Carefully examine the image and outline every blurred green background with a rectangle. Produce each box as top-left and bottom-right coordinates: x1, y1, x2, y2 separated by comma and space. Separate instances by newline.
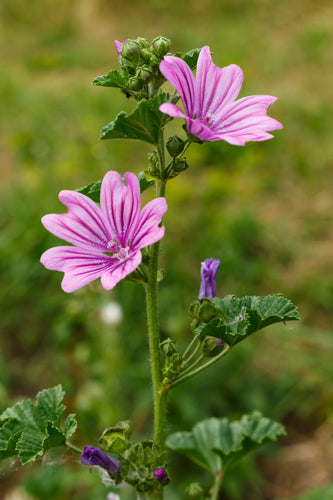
0, 0, 332, 499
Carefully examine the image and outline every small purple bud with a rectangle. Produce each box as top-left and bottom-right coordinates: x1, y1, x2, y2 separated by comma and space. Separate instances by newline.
154, 468, 168, 483
199, 258, 220, 299
81, 446, 120, 474
215, 338, 224, 345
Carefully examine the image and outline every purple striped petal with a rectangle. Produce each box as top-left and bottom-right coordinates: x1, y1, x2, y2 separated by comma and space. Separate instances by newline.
186, 117, 219, 141
100, 171, 141, 247
131, 198, 167, 250
41, 246, 114, 293
42, 191, 109, 251
196, 47, 243, 118
101, 251, 142, 290
159, 56, 197, 117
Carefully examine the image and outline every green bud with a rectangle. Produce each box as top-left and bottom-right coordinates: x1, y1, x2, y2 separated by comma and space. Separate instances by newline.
149, 54, 160, 69
151, 36, 171, 58
141, 48, 153, 63
189, 298, 217, 322
147, 151, 160, 178
121, 40, 140, 61
99, 427, 130, 453
172, 158, 189, 175
136, 37, 149, 49
116, 419, 133, 439
201, 336, 224, 356
137, 65, 153, 83
185, 482, 204, 498
160, 338, 177, 356
166, 135, 185, 157
128, 76, 143, 91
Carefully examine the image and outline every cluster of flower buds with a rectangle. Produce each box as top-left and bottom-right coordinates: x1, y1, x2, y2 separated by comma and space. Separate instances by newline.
118, 36, 171, 98
160, 338, 183, 380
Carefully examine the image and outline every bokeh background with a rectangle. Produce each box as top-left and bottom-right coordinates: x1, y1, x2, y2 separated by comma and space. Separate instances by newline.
1, 0, 333, 499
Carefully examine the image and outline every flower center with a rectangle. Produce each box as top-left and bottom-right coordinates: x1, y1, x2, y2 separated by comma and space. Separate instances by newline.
201, 112, 215, 127
106, 239, 130, 261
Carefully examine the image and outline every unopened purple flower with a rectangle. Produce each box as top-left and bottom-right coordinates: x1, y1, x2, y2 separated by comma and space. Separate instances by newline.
215, 338, 224, 345
159, 46, 282, 145
199, 258, 220, 299
81, 446, 120, 474
115, 39, 128, 58
154, 468, 168, 483
41, 171, 167, 293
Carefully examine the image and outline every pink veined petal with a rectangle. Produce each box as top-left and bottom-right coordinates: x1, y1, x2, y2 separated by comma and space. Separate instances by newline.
215, 131, 275, 146
40, 246, 115, 293
41, 191, 109, 251
213, 95, 282, 132
159, 102, 187, 120
100, 171, 141, 247
196, 47, 243, 119
186, 117, 219, 142
100, 251, 142, 290
131, 197, 167, 250
159, 56, 197, 117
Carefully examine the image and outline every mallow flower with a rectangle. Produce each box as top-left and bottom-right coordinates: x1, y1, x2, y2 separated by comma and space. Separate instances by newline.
115, 39, 128, 58
40, 171, 167, 293
199, 258, 220, 299
159, 46, 282, 145
81, 446, 120, 474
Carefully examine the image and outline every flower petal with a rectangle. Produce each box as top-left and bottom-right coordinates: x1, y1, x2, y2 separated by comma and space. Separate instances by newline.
159, 56, 196, 117
186, 117, 219, 142
41, 246, 114, 293
131, 198, 167, 250
159, 102, 187, 120
213, 95, 282, 132
196, 47, 243, 119
100, 251, 142, 290
41, 191, 109, 251
100, 171, 141, 247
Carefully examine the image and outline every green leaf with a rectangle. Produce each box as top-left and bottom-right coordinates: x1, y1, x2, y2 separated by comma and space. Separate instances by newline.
76, 171, 154, 204
167, 412, 285, 475
197, 294, 299, 346
99, 93, 171, 144
0, 385, 77, 464
92, 69, 129, 91
76, 181, 102, 202
174, 48, 202, 70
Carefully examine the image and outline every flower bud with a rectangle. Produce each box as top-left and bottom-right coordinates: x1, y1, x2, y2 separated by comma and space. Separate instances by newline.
151, 36, 171, 58
136, 37, 149, 49
171, 158, 189, 176
160, 338, 177, 356
147, 151, 161, 178
199, 258, 220, 299
201, 336, 224, 356
81, 446, 120, 474
154, 467, 168, 484
188, 298, 217, 323
99, 423, 131, 453
137, 65, 153, 83
121, 40, 140, 61
128, 76, 143, 91
185, 482, 204, 498
166, 136, 185, 157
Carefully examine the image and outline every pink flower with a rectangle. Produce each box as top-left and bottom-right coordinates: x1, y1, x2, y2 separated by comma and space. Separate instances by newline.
40, 171, 167, 293
159, 46, 282, 145
115, 39, 128, 58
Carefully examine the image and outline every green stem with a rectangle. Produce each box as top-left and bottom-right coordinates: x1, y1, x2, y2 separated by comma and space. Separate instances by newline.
180, 354, 204, 377
211, 471, 223, 500
170, 345, 230, 389
182, 334, 200, 360
65, 441, 83, 455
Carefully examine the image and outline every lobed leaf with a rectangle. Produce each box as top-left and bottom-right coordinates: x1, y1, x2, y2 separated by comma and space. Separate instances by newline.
197, 294, 299, 346
167, 412, 285, 475
92, 69, 129, 91
0, 385, 77, 464
99, 93, 171, 144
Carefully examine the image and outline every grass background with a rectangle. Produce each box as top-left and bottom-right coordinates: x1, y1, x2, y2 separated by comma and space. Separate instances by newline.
0, 0, 332, 499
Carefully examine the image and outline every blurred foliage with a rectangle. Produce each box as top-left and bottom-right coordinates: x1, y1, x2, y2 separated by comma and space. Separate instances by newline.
0, 0, 333, 499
